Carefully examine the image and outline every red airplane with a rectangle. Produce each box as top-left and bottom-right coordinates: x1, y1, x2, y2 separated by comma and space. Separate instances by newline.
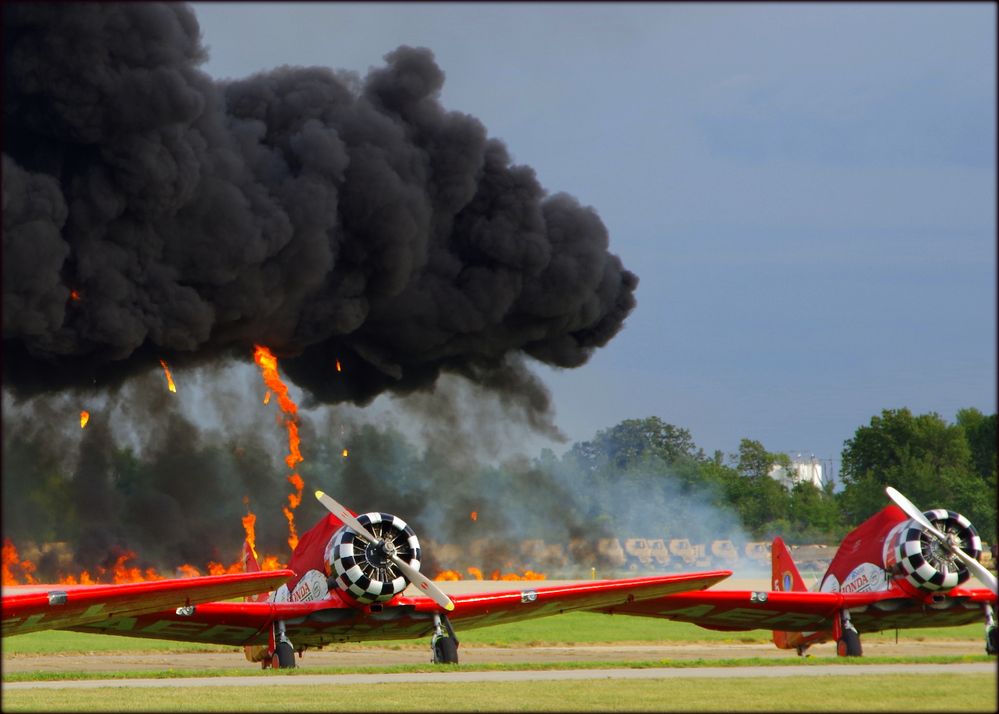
63, 490, 733, 667
593, 487, 998, 656
1, 570, 293, 637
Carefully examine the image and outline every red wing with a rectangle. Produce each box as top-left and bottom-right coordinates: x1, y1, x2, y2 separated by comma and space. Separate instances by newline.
595, 586, 997, 633
595, 589, 842, 632
2, 570, 293, 636
67, 571, 732, 648
440, 571, 733, 629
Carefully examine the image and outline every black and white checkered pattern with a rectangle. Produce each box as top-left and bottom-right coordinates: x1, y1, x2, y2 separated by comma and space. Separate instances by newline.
894, 509, 981, 592
325, 512, 422, 604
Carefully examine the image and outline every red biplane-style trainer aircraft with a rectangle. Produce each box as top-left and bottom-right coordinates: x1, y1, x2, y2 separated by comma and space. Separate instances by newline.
60, 490, 732, 667
2, 570, 294, 637
592, 488, 998, 656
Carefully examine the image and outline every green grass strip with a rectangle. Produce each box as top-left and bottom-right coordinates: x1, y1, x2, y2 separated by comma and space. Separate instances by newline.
2, 673, 995, 712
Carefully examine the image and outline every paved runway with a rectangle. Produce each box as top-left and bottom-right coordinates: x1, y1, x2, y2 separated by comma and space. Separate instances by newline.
4, 662, 995, 690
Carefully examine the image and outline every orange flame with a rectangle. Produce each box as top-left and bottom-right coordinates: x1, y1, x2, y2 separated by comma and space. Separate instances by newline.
69, 289, 81, 301
470, 511, 478, 522
3, 540, 38, 586
253, 346, 298, 416
336, 360, 342, 372
159, 359, 177, 393
492, 569, 547, 581
242, 508, 257, 560
433, 566, 546, 582
80, 411, 90, 429
2, 538, 288, 586
284, 422, 303, 471
342, 448, 349, 458
260, 555, 284, 571
253, 345, 305, 551
263, 391, 271, 405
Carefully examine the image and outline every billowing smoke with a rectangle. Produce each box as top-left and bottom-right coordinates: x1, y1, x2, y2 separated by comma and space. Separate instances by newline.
3, 2, 637, 425
2, 2, 648, 578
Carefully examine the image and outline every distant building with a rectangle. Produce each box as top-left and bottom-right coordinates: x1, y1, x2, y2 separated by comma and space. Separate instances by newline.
768, 455, 824, 490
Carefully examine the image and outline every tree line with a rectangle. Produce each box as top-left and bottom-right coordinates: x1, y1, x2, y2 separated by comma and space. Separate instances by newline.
552, 408, 995, 545
2, 405, 994, 578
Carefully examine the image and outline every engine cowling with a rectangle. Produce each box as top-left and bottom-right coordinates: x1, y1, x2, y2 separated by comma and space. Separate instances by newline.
885, 509, 981, 592
324, 512, 421, 604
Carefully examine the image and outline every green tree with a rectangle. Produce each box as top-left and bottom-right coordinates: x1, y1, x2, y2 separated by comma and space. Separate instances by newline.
956, 408, 997, 482
566, 417, 701, 473
726, 439, 792, 538
839, 408, 994, 541
786, 482, 844, 541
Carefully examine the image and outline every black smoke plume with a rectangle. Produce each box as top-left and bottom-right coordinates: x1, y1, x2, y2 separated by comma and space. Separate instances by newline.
3, 3, 638, 419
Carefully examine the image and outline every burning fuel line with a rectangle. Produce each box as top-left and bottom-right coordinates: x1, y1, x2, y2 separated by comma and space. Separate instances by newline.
253, 345, 306, 551
159, 360, 177, 393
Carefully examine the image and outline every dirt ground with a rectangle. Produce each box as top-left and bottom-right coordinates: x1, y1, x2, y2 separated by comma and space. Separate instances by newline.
3, 640, 988, 674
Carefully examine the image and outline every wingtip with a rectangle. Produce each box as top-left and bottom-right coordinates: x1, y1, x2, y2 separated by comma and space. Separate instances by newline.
315, 490, 325, 499
445, 602, 455, 612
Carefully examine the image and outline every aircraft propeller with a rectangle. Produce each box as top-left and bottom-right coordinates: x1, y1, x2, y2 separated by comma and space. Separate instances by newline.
885, 486, 997, 595
315, 491, 455, 611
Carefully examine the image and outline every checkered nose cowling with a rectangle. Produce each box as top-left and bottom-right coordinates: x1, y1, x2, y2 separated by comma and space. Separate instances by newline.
894, 510, 981, 592
325, 512, 422, 604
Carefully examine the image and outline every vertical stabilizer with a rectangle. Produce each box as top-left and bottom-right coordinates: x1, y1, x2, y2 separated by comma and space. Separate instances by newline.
241, 540, 261, 573
771, 536, 806, 649
240, 541, 270, 603
771, 537, 807, 592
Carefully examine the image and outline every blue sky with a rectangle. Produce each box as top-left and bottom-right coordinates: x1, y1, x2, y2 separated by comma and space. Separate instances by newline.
190, 3, 996, 482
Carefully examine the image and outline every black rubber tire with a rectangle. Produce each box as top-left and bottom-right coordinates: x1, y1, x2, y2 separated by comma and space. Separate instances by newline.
275, 640, 296, 669
433, 636, 458, 664
836, 629, 862, 657
987, 627, 997, 656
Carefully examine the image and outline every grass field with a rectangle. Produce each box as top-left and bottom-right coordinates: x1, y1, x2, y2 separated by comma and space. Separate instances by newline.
3, 674, 996, 712
3, 612, 994, 712
1, 613, 984, 656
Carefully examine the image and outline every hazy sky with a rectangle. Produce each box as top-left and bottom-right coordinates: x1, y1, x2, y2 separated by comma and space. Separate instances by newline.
190, 2, 996, 482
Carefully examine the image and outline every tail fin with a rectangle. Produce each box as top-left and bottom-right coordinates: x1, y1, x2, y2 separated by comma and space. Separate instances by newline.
771, 536, 807, 650
241, 540, 261, 573
771, 536, 806, 593
240, 541, 270, 603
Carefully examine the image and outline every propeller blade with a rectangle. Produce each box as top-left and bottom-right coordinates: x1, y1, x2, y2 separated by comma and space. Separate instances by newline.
952, 545, 999, 594
315, 490, 379, 544
390, 554, 455, 611
314, 491, 455, 608
885, 487, 997, 594
885, 487, 947, 539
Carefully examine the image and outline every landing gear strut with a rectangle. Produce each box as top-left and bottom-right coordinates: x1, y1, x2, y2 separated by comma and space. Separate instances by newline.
985, 605, 996, 656
431, 612, 459, 664
265, 620, 296, 669
835, 610, 862, 657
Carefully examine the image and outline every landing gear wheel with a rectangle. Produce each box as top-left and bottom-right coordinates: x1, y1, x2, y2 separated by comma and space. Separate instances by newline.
273, 640, 296, 669
432, 636, 458, 664
987, 627, 997, 656
836, 629, 862, 657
